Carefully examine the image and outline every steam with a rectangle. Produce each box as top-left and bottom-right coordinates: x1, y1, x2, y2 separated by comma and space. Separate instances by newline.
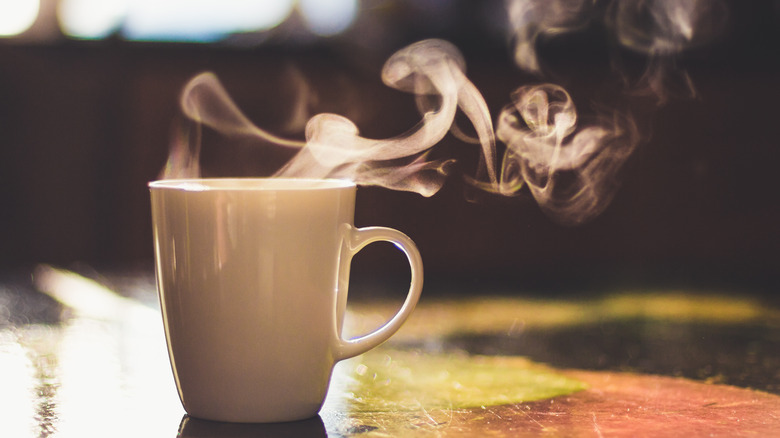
155, 1, 737, 227
162, 71, 304, 179
608, 0, 728, 55
507, 0, 596, 73
162, 39, 497, 197
495, 84, 638, 225
607, 0, 728, 101
507, 0, 728, 101
162, 37, 644, 225
494, 0, 730, 223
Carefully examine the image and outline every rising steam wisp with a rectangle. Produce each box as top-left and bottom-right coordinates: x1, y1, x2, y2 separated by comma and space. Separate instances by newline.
162, 39, 498, 198
162, 38, 642, 225
495, 84, 639, 225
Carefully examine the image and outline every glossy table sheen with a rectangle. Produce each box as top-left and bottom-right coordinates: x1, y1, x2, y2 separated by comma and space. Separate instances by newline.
1, 266, 778, 437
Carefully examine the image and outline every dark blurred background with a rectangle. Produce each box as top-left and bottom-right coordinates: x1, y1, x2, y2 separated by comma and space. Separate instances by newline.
0, 0, 777, 296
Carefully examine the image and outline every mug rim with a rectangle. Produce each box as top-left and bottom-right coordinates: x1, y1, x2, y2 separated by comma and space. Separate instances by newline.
149, 177, 356, 191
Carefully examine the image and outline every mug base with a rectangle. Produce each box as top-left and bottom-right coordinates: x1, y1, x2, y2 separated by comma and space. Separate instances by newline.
178, 414, 327, 436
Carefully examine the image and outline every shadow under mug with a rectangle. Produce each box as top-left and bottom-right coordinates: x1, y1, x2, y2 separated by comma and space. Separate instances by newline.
150, 178, 423, 423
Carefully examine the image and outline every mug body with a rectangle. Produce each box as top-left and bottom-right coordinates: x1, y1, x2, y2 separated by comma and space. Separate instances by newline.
150, 178, 356, 423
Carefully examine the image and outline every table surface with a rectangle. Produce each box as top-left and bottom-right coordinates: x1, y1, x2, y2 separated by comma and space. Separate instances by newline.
1, 265, 778, 437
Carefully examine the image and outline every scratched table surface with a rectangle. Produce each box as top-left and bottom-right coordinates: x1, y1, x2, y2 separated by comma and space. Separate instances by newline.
1, 265, 779, 437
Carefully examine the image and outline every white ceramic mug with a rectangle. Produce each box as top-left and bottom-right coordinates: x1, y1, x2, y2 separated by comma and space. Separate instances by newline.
149, 178, 423, 423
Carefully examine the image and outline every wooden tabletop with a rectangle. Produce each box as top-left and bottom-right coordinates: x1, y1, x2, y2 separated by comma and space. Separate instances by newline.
1, 265, 778, 437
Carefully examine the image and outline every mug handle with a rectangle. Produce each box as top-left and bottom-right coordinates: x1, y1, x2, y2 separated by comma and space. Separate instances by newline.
334, 225, 423, 361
